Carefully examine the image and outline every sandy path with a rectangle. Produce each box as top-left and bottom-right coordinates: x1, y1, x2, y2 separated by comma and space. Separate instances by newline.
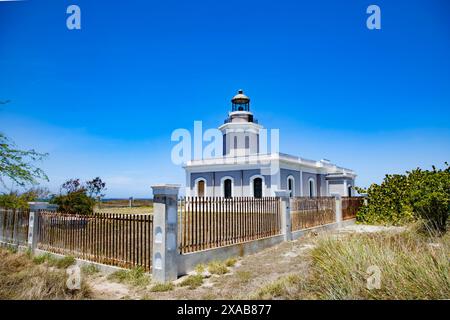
87, 224, 399, 300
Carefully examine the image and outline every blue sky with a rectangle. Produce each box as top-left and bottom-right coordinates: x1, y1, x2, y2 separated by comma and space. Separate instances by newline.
1, 0, 449, 197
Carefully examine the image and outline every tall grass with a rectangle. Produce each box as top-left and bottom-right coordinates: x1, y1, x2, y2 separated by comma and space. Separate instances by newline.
0, 248, 90, 300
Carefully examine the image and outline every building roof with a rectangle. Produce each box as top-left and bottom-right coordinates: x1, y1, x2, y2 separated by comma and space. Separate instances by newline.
231, 89, 250, 102
184, 152, 356, 178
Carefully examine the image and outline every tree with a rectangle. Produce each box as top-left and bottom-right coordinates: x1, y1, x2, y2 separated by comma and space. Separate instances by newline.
0, 187, 49, 209
61, 178, 82, 194
50, 189, 96, 215
50, 177, 107, 215
86, 177, 106, 199
0, 133, 48, 187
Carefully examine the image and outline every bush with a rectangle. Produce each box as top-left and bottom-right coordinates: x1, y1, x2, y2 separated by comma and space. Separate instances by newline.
50, 189, 96, 215
409, 167, 450, 233
0, 190, 37, 209
357, 164, 450, 232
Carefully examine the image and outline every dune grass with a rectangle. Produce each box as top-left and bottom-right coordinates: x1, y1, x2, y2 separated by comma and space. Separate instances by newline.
252, 227, 450, 300
0, 248, 90, 300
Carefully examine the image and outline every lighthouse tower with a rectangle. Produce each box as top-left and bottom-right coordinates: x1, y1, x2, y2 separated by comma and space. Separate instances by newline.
219, 89, 263, 156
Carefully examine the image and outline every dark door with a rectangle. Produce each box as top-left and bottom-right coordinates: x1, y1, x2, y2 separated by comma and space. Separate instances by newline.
253, 178, 262, 198
224, 179, 232, 198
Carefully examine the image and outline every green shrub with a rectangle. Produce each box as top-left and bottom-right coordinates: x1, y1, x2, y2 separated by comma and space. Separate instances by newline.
356, 164, 450, 232
0, 191, 35, 210
50, 189, 95, 215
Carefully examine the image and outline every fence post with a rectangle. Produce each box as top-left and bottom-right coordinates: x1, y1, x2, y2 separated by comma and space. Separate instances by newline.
334, 195, 343, 227
27, 202, 57, 252
28, 204, 41, 251
275, 190, 292, 241
151, 184, 180, 282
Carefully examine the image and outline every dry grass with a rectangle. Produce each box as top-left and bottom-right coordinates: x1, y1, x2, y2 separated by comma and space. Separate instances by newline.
207, 261, 229, 275
0, 247, 91, 300
235, 270, 253, 283
150, 282, 174, 292
94, 206, 153, 214
252, 227, 450, 300
224, 257, 238, 267
108, 266, 150, 287
33, 253, 76, 269
179, 274, 204, 289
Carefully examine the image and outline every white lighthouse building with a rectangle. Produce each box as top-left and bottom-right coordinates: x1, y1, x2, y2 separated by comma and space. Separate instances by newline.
184, 90, 356, 198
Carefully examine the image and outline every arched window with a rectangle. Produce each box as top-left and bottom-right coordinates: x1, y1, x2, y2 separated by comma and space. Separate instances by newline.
287, 176, 295, 198
224, 179, 232, 198
197, 180, 205, 197
348, 185, 352, 197
234, 136, 238, 149
309, 179, 315, 198
253, 178, 262, 198
245, 136, 249, 149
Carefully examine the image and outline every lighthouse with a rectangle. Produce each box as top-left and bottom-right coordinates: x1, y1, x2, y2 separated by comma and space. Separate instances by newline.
219, 89, 262, 157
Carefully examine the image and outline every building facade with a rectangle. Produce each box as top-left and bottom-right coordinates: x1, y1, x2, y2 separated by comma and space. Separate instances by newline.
184, 90, 356, 198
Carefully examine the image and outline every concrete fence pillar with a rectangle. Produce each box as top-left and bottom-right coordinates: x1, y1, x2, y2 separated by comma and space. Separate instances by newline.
334, 195, 343, 227
151, 184, 180, 282
275, 190, 292, 241
27, 202, 57, 251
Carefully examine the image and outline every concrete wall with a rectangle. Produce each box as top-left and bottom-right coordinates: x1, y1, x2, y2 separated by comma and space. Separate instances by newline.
178, 235, 284, 275
327, 178, 355, 196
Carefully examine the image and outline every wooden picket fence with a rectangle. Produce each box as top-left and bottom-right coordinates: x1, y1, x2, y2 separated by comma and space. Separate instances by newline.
342, 197, 363, 220
0, 208, 30, 246
37, 212, 153, 271
179, 197, 282, 253
290, 197, 336, 231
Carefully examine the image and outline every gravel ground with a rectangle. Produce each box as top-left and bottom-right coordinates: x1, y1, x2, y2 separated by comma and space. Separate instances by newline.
87, 224, 399, 300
